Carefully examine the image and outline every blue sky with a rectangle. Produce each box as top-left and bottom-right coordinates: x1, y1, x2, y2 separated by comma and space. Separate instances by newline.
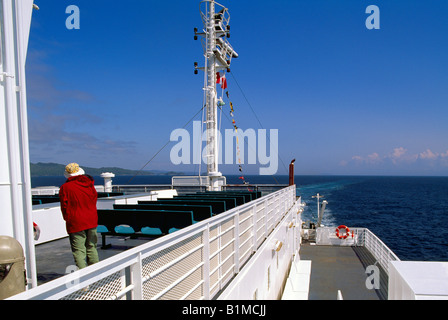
26, 0, 448, 176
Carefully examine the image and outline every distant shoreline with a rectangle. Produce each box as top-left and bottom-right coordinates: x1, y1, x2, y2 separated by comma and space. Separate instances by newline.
30, 162, 186, 177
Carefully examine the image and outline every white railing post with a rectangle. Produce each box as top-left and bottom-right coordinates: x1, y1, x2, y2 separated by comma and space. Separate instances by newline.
218, 222, 222, 291
130, 253, 143, 300
264, 199, 268, 238
234, 211, 240, 274
252, 206, 257, 253
203, 225, 211, 299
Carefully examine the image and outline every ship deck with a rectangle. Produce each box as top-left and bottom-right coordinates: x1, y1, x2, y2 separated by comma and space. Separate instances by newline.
37, 238, 388, 300
35, 236, 150, 285
299, 243, 387, 300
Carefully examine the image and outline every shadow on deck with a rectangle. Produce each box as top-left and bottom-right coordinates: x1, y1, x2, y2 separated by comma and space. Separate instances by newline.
35, 236, 151, 286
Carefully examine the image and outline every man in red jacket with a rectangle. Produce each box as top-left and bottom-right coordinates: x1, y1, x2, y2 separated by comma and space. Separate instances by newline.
59, 163, 99, 269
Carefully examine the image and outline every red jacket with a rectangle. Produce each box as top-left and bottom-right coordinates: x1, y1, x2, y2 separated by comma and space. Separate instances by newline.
59, 175, 98, 234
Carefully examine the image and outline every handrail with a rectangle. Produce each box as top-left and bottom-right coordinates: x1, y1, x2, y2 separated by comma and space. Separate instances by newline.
10, 186, 296, 300
361, 228, 401, 272
317, 227, 400, 276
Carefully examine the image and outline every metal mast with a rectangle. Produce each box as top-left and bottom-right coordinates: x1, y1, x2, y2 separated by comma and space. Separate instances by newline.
312, 193, 328, 228
205, 0, 219, 189
195, 0, 238, 191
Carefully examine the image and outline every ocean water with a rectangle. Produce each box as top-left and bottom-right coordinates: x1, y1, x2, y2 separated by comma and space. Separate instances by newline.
32, 175, 448, 262
295, 176, 448, 262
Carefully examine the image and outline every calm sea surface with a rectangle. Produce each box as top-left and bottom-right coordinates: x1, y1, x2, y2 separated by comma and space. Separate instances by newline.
32, 175, 448, 261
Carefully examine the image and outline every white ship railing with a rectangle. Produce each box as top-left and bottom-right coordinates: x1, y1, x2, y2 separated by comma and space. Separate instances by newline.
353, 228, 401, 273
112, 184, 288, 195
316, 227, 400, 275
10, 186, 296, 300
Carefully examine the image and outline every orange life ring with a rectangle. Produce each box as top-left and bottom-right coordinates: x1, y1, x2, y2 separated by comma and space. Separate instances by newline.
335, 225, 350, 239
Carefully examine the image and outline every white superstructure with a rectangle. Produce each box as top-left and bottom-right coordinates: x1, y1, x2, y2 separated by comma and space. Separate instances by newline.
0, 0, 37, 288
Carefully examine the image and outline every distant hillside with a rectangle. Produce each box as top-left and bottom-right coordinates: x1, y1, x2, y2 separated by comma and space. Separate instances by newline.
30, 162, 184, 177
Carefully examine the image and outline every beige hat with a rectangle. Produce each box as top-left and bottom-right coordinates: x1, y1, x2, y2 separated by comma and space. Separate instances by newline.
64, 163, 85, 179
